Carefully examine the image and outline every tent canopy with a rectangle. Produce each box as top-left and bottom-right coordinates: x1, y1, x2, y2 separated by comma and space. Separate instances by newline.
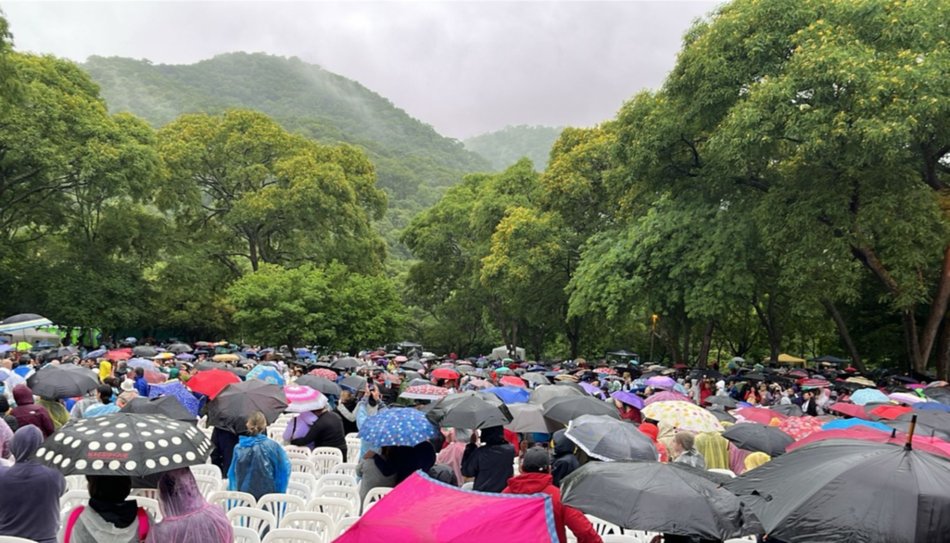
491, 345, 525, 361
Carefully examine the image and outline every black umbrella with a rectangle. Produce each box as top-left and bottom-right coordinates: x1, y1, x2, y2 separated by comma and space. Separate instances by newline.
195, 361, 227, 371
401, 361, 424, 371
35, 413, 210, 476
166, 343, 193, 354
726, 440, 950, 543
132, 346, 159, 358
222, 366, 249, 378
770, 403, 804, 417
689, 368, 724, 379
339, 375, 367, 392
27, 364, 98, 399
887, 411, 950, 440
529, 384, 586, 405
923, 387, 950, 405
722, 423, 794, 456
705, 396, 738, 408
0, 313, 53, 333
564, 414, 656, 461
331, 357, 360, 370
706, 405, 737, 423
542, 396, 620, 426
562, 461, 750, 539
207, 380, 288, 434
295, 375, 341, 396
520, 372, 549, 387
121, 396, 197, 422
426, 392, 512, 429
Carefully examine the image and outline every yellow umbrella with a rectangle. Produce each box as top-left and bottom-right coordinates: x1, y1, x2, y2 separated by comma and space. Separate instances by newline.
846, 376, 876, 387
14, 341, 31, 351
212, 353, 240, 362
153, 352, 174, 360
777, 353, 806, 364
642, 400, 724, 433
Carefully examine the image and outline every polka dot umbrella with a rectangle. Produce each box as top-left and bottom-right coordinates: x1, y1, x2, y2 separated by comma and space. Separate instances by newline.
359, 407, 440, 447
35, 413, 211, 476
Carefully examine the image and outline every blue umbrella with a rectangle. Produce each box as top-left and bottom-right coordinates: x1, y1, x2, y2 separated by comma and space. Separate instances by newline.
359, 407, 439, 447
86, 348, 107, 359
247, 364, 285, 386
0, 345, 13, 354
851, 388, 890, 406
12, 365, 34, 379
914, 402, 950, 413
821, 418, 892, 433
484, 386, 531, 404
126, 358, 158, 371
148, 380, 201, 417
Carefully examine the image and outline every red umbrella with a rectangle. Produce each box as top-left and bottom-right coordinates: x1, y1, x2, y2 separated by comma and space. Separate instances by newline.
735, 407, 787, 425
309, 368, 338, 380
143, 370, 167, 385
829, 402, 869, 419
787, 428, 950, 458
431, 368, 460, 380
798, 378, 830, 388
788, 369, 809, 378
186, 369, 240, 399
778, 416, 824, 440
106, 349, 132, 361
499, 375, 527, 388
869, 404, 913, 420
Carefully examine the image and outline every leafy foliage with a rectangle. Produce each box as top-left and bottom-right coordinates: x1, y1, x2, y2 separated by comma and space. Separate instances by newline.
464, 125, 563, 171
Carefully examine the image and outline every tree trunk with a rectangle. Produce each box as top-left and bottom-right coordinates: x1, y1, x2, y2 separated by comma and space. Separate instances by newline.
697, 319, 715, 368
821, 298, 865, 372
566, 316, 581, 360
918, 245, 950, 365
936, 316, 950, 380
248, 237, 259, 272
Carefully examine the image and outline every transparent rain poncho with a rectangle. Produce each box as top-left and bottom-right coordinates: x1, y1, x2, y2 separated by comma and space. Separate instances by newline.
146, 468, 233, 543
227, 434, 291, 500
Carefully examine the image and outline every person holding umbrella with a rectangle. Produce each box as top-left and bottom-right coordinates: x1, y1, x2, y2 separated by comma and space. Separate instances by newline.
461, 425, 515, 492
502, 448, 602, 543
289, 394, 347, 457
0, 425, 66, 543
551, 429, 580, 487
227, 411, 291, 500
60, 475, 154, 543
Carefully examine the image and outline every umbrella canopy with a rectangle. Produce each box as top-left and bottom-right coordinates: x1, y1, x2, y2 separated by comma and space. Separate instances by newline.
121, 396, 197, 421
147, 381, 201, 417
722, 423, 794, 456
644, 390, 692, 405
35, 413, 210, 476
431, 368, 460, 381
132, 346, 159, 358
565, 415, 657, 461
915, 402, 950, 413
851, 388, 890, 406
845, 376, 877, 387
401, 384, 450, 401
922, 387, 950, 404
483, 386, 530, 404
211, 353, 239, 363
335, 471, 558, 542
499, 375, 527, 388
707, 406, 737, 423
106, 349, 132, 362
734, 407, 787, 425
521, 372, 549, 387
294, 375, 341, 396
166, 343, 192, 354
786, 428, 950, 458
185, 369, 240, 400
359, 407, 439, 447
339, 374, 367, 392
641, 401, 724, 433
0, 313, 53, 333
869, 404, 913, 420
126, 358, 158, 371
821, 418, 892, 433
26, 364, 98, 399
611, 390, 644, 410
529, 384, 586, 405
726, 440, 950, 543
777, 416, 824, 440
889, 392, 927, 405
578, 382, 604, 398
401, 361, 424, 371
562, 462, 749, 539
331, 357, 360, 371
426, 392, 512, 429
505, 403, 560, 434
769, 403, 803, 417
645, 376, 676, 390
283, 385, 327, 413
543, 396, 620, 426
207, 380, 288, 433
704, 395, 738, 409
829, 401, 871, 419
892, 411, 950, 439
247, 364, 285, 386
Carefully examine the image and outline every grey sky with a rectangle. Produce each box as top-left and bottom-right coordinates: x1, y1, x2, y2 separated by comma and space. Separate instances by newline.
2, 1, 717, 139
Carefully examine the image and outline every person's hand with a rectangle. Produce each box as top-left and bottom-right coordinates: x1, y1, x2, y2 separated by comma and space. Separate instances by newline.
470, 431, 479, 445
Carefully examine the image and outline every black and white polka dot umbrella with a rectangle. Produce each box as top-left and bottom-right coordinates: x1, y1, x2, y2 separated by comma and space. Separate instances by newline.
35, 413, 211, 476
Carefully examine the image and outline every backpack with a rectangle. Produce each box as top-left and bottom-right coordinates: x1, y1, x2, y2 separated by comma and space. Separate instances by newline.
63, 505, 149, 543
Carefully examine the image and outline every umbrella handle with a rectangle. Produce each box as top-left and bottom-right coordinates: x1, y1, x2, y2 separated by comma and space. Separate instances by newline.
904, 414, 917, 450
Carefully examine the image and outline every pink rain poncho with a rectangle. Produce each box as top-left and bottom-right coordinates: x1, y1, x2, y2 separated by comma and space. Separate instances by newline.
145, 468, 233, 543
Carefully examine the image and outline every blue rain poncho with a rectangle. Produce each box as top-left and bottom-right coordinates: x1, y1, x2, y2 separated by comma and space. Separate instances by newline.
226, 434, 291, 500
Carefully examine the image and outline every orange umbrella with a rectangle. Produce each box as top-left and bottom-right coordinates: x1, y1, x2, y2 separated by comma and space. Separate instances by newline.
870, 404, 913, 420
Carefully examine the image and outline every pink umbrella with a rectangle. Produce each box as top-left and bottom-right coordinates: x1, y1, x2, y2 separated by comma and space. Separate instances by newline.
309, 368, 338, 380
889, 392, 926, 404
735, 407, 787, 425
644, 390, 692, 405
283, 385, 327, 413
500, 375, 527, 388
335, 471, 558, 542
400, 384, 450, 401
467, 378, 492, 389
143, 370, 167, 384
778, 416, 824, 440
828, 402, 869, 420
645, 376, 676, 390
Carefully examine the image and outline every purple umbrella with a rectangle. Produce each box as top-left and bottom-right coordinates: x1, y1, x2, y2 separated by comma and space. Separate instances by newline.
644, 390, 693, 406
645, 376, 676, 390
579, 382, 605, 398
148, 380, 201, 417
175, 353, 196, 361
611, 390, 644, 410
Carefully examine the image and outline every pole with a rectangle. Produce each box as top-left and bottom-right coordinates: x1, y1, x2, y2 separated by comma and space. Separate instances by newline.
649, 314, 658, 363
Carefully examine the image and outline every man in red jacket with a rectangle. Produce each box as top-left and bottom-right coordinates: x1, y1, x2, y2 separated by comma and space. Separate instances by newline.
502, 448, 603, 543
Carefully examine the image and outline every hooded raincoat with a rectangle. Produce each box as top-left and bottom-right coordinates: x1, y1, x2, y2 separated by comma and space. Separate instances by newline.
227, 434, 291, 500
10, 384, 55, 438
0, 425, 66, 543
502, 472, 602, 543
146, 468, 233, 543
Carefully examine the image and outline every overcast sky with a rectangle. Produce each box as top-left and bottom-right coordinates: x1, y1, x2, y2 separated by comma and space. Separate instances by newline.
2, 1, 717, 139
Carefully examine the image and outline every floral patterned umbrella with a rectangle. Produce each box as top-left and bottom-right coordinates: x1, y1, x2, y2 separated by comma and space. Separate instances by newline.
644, 390, 693, 406
308, 368, 338, 381
641, 400, 724, 433
778, 416, 824, 440
400, 384, 450, 401
735, 407, 787, 425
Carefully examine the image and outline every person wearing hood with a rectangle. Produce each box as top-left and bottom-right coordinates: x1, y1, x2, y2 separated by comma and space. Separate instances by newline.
502, 448, 602, 543
37, 395, 70, 430
435, 428, 470, 486
638, 421, 669, 462
0, 417, 13, 467
357, 446, 398, 501
0, 396, 18, 433
0, 425, 66, 543
550, 429, 580, 487
228, 411, 291, 500
60, 475, 153, 543
10, 384, 55, 438
460, 425, 515, 492
146, 468, 232, 543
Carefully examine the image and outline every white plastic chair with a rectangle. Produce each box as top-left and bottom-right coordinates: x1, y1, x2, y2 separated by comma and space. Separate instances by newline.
306, 496, 356, 524
227, 506, 276, 539
279, 511, 336, 541
315, 485, 360, 512
65, 474, 86, 492
131, 488, 159, 500
361, 486, 392, 513
134, 496, 162, 521
257, 493, 306, 527
586, 514, 625, 536
316, 473, 357, 490
290, 472, 318, 496
286, 480, 312, 501
330, 462, 358, 479
310, 447, 344, 476
0, 536, 41, 543
191, 463, 223, 480
262, 528, 324, 543
283, 445, 312, 457
232, 525, 262, 543
335, 516, 359, 537
285, 451, 311, 462
708, 468, 737, 478
344, 434, 361, 463
290, 458, 315, 475
60, 489, 90, 515
193, 473, 222, 497
208, 490, 257, 512
268, 426, 287, 441
602, 536, 644, 543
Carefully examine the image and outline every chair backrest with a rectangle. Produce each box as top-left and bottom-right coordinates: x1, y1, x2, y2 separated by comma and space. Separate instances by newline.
335, 516, 359, 538
208, 490, 257, 512
309, 447, 344, 476
461, 481, 474, 491
290, 458, 315, 475
306, 497, 356, 523
285, 451, 311, 462
0, 537, 42, 543
65, 474, 86, 492
602, 536, 645, 543
232, 525, 262, 543
286, 480, 312, 501
279, 511, 335, 540
330, 463, 357, 478
586, 514, 625, 536
131, 488, 159, 500
60, 489, 90, 515
344, 434, 361, 463
191, 463, 223, 480
134, 496, 162, 522
257, 493, 306, 526
284, 445, 312, 457
708, 468, 737, 478
316, 473, 357, 490
227, 506, 276, 538
361, 486, 392, 514
262, 528, 324, 543
315, 485, 359, 511
193, 473, 222, 497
